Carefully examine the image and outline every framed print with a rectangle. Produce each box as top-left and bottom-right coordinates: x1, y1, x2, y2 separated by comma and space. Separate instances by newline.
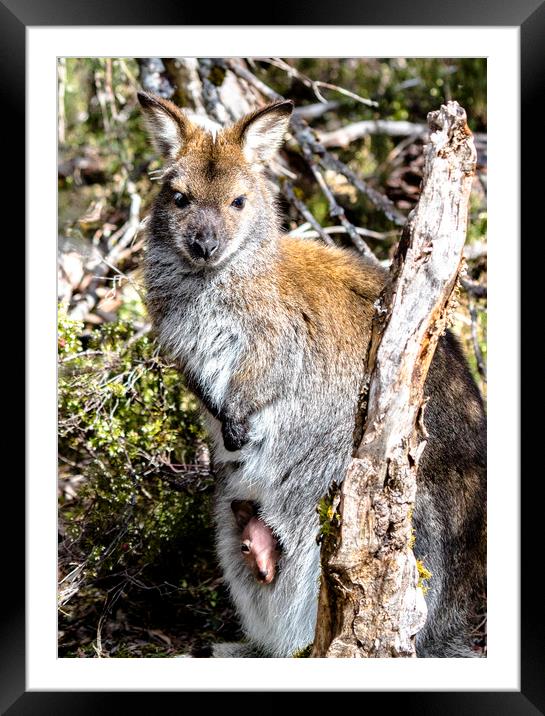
5, 0, 539, 710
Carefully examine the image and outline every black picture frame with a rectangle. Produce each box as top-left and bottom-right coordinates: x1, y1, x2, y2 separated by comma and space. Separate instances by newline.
6, 0, 538, 711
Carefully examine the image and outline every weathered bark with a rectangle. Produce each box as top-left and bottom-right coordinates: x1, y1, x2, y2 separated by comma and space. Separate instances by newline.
311, 101, 477, 658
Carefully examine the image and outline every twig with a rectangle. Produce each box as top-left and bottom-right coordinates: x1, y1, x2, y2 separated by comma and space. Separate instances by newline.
282, 181, 335, 246
153, 465, 213, 492
264, 58, 378, 108
69, 184, 143, 321
97, 256, 146, 302
223, 58, 281, 102
58, 563, 86, 607
315, 152, 406, 227
375, 132, 423, 177
94, 66, 111, 134
461, 277, 487, 298
288, 224, 395, 242
293, 101, 340, 121
59, 350, 106, 364
94, 580, 128, 658
468, 297, 487, 382
300, 145, 380, 264
58, 58, 66, 144
290, 114, 407, 226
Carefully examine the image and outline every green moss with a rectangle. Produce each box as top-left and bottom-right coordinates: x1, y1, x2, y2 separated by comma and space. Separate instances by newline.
292, 644, 313, 658
58, 306, 83, 356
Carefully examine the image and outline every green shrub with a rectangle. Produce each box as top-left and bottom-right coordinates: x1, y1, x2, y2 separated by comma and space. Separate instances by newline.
58, 307, 237, 656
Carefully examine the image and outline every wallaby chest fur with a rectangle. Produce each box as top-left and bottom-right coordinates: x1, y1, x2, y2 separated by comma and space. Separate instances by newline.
139, 92, 486, 658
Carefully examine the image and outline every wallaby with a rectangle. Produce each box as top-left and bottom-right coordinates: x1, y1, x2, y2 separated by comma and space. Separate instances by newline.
231, 500, 281, 585
138, 91, 486, 658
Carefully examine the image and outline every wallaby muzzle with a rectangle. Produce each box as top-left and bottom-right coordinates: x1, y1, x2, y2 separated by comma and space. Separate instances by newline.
188, 230, 220, 261
184, 210, 224, 264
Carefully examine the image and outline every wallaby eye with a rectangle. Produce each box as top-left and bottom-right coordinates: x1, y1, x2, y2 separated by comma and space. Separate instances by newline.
241, 543, 251, 554
173, 191, 190, 209
231, 196, 246, 210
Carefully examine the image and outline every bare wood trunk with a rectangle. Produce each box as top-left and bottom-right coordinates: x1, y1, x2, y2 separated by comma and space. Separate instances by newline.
311, 101, 477, 658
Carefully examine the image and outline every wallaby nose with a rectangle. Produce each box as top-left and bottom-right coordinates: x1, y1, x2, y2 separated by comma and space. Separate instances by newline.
257, 569, 268, 582
191, 234, 219, 260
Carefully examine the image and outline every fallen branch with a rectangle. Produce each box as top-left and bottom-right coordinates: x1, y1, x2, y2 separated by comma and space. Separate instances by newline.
312, 101, 477, 658
151, 467, 214, 494
318, 120, 427, 148
69, 184, 142, 321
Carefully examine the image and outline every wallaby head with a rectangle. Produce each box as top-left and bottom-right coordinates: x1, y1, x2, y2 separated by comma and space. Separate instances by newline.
138, 92, 293, 271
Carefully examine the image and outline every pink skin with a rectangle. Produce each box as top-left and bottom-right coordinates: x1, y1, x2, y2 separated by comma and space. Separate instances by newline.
240, 516, 281, 585
231, 500, 281, 585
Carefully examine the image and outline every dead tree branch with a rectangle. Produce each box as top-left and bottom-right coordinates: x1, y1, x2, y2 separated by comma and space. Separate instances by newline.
469, 297, 487, 382
69, 184, 143, 321
299, 145, 380, 265
282, 181, 335, 247
287, 224, 395, 242
223, 59, 407, 231
312, 101, 477, 658
318, 120, 427, 148
262, 58, 378, 108
461, 276, 487, 298
293, 101, 340, 121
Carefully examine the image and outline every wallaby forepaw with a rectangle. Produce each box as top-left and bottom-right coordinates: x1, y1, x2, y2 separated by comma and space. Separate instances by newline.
222, 417, 249, 452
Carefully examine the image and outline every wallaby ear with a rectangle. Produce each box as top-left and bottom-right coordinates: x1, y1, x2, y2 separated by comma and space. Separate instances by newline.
231, 500, 255, 530
236, 100, 293, 164
137, 91, 191, 159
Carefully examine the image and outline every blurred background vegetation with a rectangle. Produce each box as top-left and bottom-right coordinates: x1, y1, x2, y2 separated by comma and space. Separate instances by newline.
58, 58, 487, 658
